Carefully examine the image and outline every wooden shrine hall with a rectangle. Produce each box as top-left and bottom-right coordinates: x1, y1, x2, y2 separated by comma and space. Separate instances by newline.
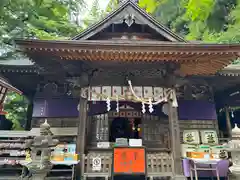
14, 0, 240, 179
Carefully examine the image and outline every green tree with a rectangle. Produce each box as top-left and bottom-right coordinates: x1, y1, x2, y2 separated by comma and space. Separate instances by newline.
153, 0, 238, 42
138, 0, 161, 13
152, 0, 240, 63
0, 0, 87, 129
4, 92, 29, 130
83, 0, 105, 27
105, 0, 160, 14
0, 0, 86, 60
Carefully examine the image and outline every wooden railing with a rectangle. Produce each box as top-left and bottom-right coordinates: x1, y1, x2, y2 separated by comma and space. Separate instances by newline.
82, 152, 173, 180
81, 152, 112, 180
147, 152, 173, 180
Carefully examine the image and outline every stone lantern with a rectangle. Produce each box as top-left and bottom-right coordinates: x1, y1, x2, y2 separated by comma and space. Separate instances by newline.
24, 120, 58, 180
228, 124, 240, 179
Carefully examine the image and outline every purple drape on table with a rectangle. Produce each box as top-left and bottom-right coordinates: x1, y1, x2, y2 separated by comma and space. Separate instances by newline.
182, 159, 229, 177
33, 98, 217, 120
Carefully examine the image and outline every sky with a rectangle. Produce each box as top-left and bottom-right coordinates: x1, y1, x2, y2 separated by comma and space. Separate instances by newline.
85, 0, 110, 13
77, 0, 110, 27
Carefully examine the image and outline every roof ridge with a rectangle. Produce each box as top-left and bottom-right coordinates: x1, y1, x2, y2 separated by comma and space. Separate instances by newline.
71, 0, 186, 42
71, 1, 130, 40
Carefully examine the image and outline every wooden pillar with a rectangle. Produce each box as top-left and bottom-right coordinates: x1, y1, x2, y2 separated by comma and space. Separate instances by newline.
76, 88, 88, 180
168, 102, 186, 180
25, 93, 35, 131
225, 107, 232, 138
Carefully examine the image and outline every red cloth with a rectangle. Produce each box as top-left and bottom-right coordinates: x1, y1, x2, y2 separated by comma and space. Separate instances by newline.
0, 104, 7, 115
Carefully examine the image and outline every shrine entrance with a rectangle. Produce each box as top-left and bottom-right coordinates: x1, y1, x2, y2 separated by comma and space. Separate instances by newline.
109, 117, 142, 142
109, 104, 143, 143
110, 117, 132, 142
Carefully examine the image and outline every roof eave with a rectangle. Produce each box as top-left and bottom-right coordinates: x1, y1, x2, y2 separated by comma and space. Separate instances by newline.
14, 39, 240, 53
0, 78, 22, 94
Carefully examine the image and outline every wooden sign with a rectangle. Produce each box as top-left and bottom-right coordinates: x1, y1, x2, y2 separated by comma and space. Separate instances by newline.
113, 147, 146, 174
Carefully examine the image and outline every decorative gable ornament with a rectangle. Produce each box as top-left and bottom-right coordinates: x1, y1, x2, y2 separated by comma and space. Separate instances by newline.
124, 14, 135, 27
72, 0, 185, 42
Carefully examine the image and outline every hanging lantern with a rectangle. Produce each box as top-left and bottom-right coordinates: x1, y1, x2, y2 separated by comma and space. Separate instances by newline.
130, 118, 135, 130
162, 103, 169, 115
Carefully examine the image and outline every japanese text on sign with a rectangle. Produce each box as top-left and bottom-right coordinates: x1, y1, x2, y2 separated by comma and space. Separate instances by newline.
113, 148, 145, 174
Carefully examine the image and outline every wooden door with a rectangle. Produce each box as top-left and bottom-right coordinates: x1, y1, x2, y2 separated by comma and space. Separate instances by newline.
142, 114, 170, 149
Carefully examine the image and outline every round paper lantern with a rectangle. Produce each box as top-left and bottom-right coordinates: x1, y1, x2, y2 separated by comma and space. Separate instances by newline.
162, 103, 169, 115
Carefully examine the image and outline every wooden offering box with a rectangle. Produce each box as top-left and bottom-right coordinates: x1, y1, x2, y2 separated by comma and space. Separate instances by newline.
113, 147, 146, 175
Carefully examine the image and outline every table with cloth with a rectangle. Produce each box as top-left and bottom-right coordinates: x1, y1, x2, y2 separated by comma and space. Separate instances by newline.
183, 158, 230, 180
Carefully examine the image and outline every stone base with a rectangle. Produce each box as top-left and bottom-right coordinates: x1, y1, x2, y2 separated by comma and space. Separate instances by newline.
31, 173, 47, 180
171, 175, 187, 180
229, 174, 240, 180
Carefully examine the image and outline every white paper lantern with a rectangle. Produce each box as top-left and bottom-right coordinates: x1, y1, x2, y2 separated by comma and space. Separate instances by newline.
162, 103, 169, 115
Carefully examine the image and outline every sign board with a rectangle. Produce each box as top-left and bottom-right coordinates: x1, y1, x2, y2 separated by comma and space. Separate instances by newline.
113, 147, 146, 174
97, 142, 110, 148
92, 157, 101, 171
115, 138, 128, 147
129, 139, 142, 147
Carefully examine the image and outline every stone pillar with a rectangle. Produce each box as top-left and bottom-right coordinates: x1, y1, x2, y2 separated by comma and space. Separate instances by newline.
168, 102, 186, 180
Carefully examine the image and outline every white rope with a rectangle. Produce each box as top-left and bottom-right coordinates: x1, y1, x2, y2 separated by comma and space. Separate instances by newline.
127, 80, 173, 105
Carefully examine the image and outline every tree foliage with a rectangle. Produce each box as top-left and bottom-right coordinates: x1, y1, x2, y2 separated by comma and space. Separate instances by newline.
4, 92, 29, 130
144, 0, 240, 64
153, 0, 239, 43
83, 0, 105, 27
1, 0, 86, 129
0, 0, 86, 60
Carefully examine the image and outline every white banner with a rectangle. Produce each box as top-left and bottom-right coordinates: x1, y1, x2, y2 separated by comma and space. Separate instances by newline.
97, 142, 110, 148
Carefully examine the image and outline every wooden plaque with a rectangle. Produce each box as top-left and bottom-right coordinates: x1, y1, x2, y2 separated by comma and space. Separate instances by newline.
113, 147, 146, 174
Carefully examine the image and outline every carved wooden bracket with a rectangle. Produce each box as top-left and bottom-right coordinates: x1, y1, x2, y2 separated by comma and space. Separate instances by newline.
176, 84, 213, 101
80, 87, 89, 99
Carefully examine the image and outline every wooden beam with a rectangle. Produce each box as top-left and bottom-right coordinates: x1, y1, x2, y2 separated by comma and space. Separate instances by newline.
75, 73, 89, 179
225, 107, 232, 138
76, 91, 88, 179
24, 93, 35, 131
168, 101, 186, 180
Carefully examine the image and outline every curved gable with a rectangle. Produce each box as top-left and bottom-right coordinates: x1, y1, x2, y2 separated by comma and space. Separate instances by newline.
72, 1, 186, 42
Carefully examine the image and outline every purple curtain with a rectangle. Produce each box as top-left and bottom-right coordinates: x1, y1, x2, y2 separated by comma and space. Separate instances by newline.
178, 100, 217, 120
33, 98, 217, 120
88, 101, 167, 117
